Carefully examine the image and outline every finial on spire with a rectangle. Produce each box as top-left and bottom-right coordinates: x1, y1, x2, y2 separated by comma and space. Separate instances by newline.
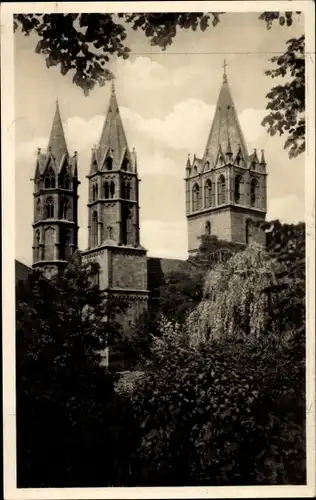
186, 153, 191, 168
260, 149, 266, 165
223, 59, 228, 82
111, 79, 115, 95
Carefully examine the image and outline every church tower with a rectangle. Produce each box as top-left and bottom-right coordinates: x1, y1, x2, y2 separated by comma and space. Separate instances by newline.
32, 101, 79, 279
185, 64, 267, 254
81, 82, 148, 326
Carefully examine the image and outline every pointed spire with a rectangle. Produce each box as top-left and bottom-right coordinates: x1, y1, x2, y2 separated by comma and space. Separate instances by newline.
260, 149, 266, 165
47, 100, 68, 168
203, 72, 248, 167
96, 78, 130, 168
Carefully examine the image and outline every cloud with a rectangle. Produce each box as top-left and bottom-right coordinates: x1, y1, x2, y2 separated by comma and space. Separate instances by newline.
14, 98, 305, 267
117, 56, 168, 90
141, 220, 188, 259
268, 194, 305, 224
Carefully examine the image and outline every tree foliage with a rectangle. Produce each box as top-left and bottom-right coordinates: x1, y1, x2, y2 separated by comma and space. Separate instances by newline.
261, 34, 305, 158
125, 223, 306, 485
187, 242, 279, 345
128, 319, 305, 485
16, 260, 138, 487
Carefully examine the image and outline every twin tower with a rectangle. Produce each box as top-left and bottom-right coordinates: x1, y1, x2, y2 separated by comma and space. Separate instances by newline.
32, 70, 267, 323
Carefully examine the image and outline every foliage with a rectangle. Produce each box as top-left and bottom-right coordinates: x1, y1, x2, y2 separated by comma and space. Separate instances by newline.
129, 321, 305, 486
152, 235, 243, 327
128, 227, 306, 485
265, 219, 305, 330
16, 261, 139, 487
261, 34, 305, 158
123, 12, 222, 50
187, 242, 279, 345
13, 12, 221, 95
158, 269, 204, 324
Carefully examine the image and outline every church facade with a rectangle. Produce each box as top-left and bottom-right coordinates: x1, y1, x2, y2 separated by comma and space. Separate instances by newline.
30, 69, 267, 325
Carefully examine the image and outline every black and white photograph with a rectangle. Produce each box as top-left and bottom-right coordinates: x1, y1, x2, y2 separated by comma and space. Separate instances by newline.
1, 1, 315, 497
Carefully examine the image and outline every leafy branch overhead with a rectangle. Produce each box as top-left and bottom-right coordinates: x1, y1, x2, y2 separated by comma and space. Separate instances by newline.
14, 11, 305, 158
261, 35, 305, 158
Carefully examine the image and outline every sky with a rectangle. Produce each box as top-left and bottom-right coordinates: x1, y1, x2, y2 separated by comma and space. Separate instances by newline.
15, 12, 305, 265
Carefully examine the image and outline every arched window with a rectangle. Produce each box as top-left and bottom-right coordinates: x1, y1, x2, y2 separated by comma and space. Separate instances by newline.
92, 183, 98, 201
106, 157, 113, 170
204, 179, 212, 208
217, 175, 226, 205
122, 158, 129, 171
205, 161, 210, 171
35, 230, 40, 261
92, 210, 98, 247
63, 175, 71, 190
36, 198, 41, 218
122, 205, 132, 245
103, 182, 109, 198
234, 175, 243, 204
193, 166, 198, 175
250, 178, 258, 207
192, 183, 200, 212
36, 178, 41, 191
60, 229, 71, 260
60, 200, 70, 220
45, 197, 54, 218
43, 227, 55, 260
110, 181, 115, 198
44, 167, 56, 189
122, 182, 131, 200
205, 221, 211, 236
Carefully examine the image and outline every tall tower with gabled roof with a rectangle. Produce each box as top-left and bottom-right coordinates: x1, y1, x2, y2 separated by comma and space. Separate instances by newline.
81, 81, 148, 327
185, 65, 267, 254
32, 101, 79, 279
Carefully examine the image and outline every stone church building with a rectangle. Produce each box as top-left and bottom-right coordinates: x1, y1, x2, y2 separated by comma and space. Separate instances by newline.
17, 68, 267, 325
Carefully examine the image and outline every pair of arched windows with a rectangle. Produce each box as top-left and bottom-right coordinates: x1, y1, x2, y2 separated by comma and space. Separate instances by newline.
45, 197, 54, 218
60, 199, 71, 220
44, 167, 56, 189
103, 181, 115, 199
121, 181, 131, 199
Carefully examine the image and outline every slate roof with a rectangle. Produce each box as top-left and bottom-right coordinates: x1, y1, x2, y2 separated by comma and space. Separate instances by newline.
15, 260, 32, 285
92, 82, 132, 171
47, 100, 69, 169
204, 74, 248, 166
